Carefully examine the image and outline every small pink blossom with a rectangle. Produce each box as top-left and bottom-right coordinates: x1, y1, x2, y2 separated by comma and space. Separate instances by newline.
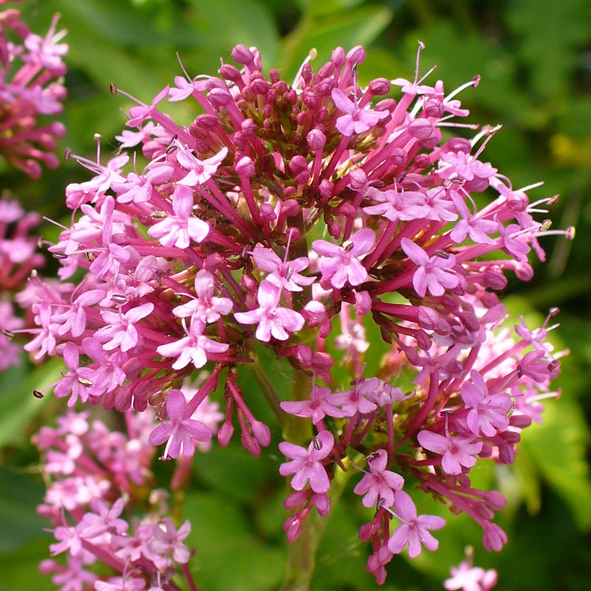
331, 88, 389, 136
312, 228, 375, 289
387, 490, 445, 558
148, 389, 213, 459
401, 237, 459, 297
279, 430, 334, 494
353, 449, 404, 507
234, 281, 304, 342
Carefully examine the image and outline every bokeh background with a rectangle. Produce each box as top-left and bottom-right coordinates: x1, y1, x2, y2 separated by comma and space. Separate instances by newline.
1, 0, 591, 590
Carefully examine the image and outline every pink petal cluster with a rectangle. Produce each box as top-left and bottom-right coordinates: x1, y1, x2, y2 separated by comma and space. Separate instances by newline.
25, 41, 567, 586
0, 5, 67, 177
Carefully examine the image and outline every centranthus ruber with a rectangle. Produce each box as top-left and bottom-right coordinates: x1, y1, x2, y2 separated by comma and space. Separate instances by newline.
27, 40, 569, 587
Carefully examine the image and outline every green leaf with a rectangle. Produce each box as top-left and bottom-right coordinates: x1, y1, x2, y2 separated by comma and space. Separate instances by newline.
0, 468, 46, 552
521, 398, 591, 528
279, 6, 393, 81
506, 0, 591, 99
295, 0, 366, 18
184, 492, 285, 591
186, 0, 280, 67
0, 357, 63, 448
0, 539, 54, 591
192, 440, 277, 503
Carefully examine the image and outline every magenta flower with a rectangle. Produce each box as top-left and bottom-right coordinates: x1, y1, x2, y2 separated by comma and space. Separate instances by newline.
461, 370, 511, 437
147, 184, 210, 248
234, 281, 304, 342
387, 491, 446, 558
279, 430, 334, 493
400, 237, 459, 297
417, 429, 483, 475
95, 303, 154, 352
173, 269, 233, 323
353, 449, 404, 508
280, 384, 348, 424
148, 389, 213, 459
312, 228, 375, 289
252, 245, 315, 292
331, 88, 389, 136
157, 317, 229, 370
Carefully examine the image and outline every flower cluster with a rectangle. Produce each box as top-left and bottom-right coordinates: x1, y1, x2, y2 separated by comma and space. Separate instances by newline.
0, 0, 67, 177
0, 196, 45, 369
33, 397, 220, 591
27, 42, 568, 584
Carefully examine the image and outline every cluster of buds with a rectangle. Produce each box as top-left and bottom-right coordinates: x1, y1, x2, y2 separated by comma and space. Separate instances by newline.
0, 0, 67, 178
27, 42, 568, 584
34, 385, 222, 591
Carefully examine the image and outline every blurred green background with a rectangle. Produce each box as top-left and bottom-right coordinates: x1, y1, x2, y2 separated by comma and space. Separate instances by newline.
2, 0, 591, 590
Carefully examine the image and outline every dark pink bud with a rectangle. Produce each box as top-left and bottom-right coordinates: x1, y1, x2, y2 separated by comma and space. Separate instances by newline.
482, 490, 507, 511
312, 493, 331, 516
318, 62, 335, 78
409, 118, 435, 140
307, 129, 326, 150
269, 69, 280, 83
416, 329, 432, 350
285, 516, 302, 542
348, 168, 368, 192
375, 98, 396, 112
260, 203, 276, 221
295, 344, 312, 367
331, 47, 346, 68
235, 156, 255, 177
218, 422, 234, 447
273, 80, 289, 95
358, 522, 374, 542
289, 155, 308, 174
231, 44, 255, 65
284, 491, 309, 509
241, 431, 261, 456
251, 78, 270, 95
354, 290, 372, 316
346, 45, 366, 65
220, 64, 242, 82
241, 85, 256, 102
208, 87, 232, 107
423, 98, 444, 118
369, 78, 390, 95
390, 148, 408, 167
251, 420, 271, 447
318, 179, 333, 199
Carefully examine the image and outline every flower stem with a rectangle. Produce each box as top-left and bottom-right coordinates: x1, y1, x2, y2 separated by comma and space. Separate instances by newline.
279, 458, 352, 591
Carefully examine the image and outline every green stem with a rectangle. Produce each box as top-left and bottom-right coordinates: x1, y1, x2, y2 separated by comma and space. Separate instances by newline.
246, 353, 290, 429
279, 459, 353, 591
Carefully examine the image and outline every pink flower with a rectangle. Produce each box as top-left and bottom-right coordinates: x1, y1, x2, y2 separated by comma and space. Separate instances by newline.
95, 303, 154, 352
176, 144, 228, 187
148, 389, 213, 459
331, 88, 389, 136
461, 370, 511, 437
147, 184, 209, 248
157, 318, 229, 370
353, 449, 404, 507
417, 429, 483, 475
252, 245, 315, 292
234, 281, 304, 342
173, 269, 233, 323
279, 430, 334, 493
387, 490, 445, 558
400, 237, 459, 297
280, 384, 348, 424
312, 228, 375, 289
